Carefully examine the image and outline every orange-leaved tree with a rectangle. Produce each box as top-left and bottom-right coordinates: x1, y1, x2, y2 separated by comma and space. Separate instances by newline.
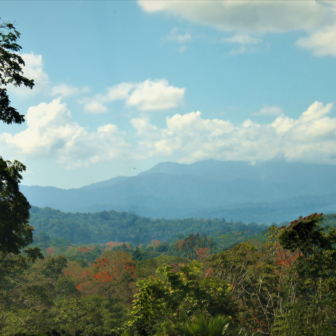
90, 251, 135, 283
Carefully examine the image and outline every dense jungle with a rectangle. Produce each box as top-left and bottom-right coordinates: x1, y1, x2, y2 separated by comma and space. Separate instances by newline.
1, 209, 336, 335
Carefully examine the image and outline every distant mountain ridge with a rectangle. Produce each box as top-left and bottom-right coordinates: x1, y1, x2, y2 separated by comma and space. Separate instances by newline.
20, 160, 336, 224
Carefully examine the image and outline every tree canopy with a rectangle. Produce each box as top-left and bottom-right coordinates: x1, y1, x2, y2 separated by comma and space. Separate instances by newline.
0, 18, 37, 256
0, 18, 34, 124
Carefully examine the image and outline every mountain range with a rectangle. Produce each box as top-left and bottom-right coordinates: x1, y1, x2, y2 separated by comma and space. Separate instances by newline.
20, 160, 336, 224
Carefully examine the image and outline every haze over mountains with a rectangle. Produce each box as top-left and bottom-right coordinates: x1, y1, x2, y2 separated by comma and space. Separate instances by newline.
21, 160, 336, 224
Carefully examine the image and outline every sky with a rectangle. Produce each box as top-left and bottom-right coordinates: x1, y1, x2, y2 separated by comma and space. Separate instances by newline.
1, 0, 336, 189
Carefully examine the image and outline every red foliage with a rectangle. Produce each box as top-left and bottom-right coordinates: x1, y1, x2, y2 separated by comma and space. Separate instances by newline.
197, 247, 211, 260
176, 239, 184, 248
77, 245, 95, 253
46, 247, 54, 255
90, 251, 135, 284
276, 249, 300, 268
105, 241, 123, 250
75, 281, 92, 292
204, 266, 215, 278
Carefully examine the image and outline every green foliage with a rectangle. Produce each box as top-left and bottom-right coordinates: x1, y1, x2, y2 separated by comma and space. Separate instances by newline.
175, 233, 213, 261
279, 213, 336, 288
174, 313, 231, 336
0, 18, 43, 273
20, 284, 53, 308
1, 208, 336, 335
0, 18, 34, 124
0, 158, 34, 254
67, 245, 103, 264
41, 256, 67, 280
272, 298, 336, 336
126, 261, 233, 335
155, 241, 169, 253
0, 307, 52, 336
52, 296, 126, 335
28, 206, 269, 249
55, 277, 78, 297
271, 213, 336, 335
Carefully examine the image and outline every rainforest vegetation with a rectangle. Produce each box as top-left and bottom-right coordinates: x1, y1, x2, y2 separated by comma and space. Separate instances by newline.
1, 212, 336, 335
28, 205, 271, 249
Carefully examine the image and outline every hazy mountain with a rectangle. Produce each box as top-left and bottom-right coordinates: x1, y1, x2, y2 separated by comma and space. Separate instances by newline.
80, 176, 130, 191
20, 160, 336, 223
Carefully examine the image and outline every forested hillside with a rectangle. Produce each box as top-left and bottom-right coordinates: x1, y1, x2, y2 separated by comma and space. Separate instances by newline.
2, 213, 336, 335
29, 206, 270, 249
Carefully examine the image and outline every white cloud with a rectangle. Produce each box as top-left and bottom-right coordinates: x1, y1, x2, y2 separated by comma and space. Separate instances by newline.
50, 84, 89, 97
2, 100, 336, 169
106, 83, 135, 101
126, 79, 185, 111
0, 98, 130, 169
138, 0, 331, 34
83, 101, 108, 114
221, 34, 262, 45
78, 82, 135, 113
131, 116, 159, 136
130, 101, 336, 164
7, 53, 91, 99
220, 34, 262, 55
296, 25, 336, 56
252, 105, 283, 116
80, 79, 185, 113
138, 0, 336, 57
7, 53, 49, 98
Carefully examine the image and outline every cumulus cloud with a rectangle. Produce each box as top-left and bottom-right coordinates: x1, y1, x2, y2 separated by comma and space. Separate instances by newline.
2, 100, 336, 169
138, 0, 336, 57
252, 105, 283, 116
0, 98, 130, 169
83, 101, 108, 114
79, 79, 185, 113
50, 84, 90, 97
130, 101, 336, 164
138, 0, 330, 34
126, 79, 185, 111
7, 53, 90, 99
7, 53, 50, 97
106, 83, 135, 101
296, 25, 336, 56
78, 82, 135, 113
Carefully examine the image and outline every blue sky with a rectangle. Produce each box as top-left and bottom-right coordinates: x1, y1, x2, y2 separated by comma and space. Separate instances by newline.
1, 0, 336, 188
